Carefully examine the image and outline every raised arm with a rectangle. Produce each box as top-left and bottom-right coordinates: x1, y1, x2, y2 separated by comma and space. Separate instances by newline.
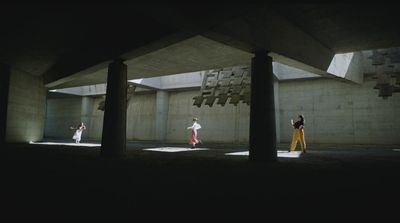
195, 123, 201, 130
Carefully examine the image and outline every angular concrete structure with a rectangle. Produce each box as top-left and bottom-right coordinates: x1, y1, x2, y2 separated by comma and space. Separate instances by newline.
1, 4, 400, 162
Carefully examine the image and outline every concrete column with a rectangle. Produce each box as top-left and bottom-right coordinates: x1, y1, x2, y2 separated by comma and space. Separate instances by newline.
155, 90, 169, 141
274, 81, 280, 143
81, 96, 93, 139
101, 59, 127, 157
0, 63, 10, 146
249, 50, 277, 162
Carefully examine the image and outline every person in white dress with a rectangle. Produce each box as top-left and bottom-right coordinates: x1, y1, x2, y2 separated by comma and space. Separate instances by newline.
187, 118, 202, 148
71, 122, 86, 143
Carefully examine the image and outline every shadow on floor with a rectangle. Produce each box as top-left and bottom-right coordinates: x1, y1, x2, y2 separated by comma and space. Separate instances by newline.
1, 141, 400, 221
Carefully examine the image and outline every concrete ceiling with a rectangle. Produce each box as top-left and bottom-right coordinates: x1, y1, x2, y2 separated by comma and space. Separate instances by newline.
0, 3, 182, 78
1, 3, 400, 89
51, 35, 253, 89
271, 4, 400, 53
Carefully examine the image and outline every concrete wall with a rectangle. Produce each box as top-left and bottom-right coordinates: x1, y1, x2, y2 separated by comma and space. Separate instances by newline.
166, 90, 250, 143
126, 93, 156, 140
44, 77, 400, 145
160, 72, 203, 89
45, 90, 250, 143
87, 96, 104, 139
6, 69, 46, 142
44, 97, 82, 139
279, 78, 400, 145
80, 93, 157, 141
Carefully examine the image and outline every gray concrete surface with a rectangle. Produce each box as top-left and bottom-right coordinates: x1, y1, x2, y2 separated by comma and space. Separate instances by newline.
6, 68, 46, 142
44, 77, 400, 145
279, 78, 400, 144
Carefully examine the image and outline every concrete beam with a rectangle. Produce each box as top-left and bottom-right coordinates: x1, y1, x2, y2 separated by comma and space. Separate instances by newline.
129, 77, 161, 90
44, 31, 196, 89
48, 35, 253, 90
327, 52, 364, 84
273, 62, 320, 80
205, 6, 336, 76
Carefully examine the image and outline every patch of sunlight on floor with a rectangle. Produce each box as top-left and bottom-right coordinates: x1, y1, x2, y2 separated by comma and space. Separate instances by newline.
29, 141, 101, 147
225, 150, 302, 158
143, 147, 209, 152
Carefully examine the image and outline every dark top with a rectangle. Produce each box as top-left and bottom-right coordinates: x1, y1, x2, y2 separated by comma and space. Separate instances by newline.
293, 120, 304, 129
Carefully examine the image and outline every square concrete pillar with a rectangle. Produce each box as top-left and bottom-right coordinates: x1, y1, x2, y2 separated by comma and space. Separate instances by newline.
249, 50, 277, 162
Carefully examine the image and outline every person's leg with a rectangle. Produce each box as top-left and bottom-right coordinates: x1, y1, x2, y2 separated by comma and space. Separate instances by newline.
194, 133, 200, 148
194, 130, 199, 144
290, 129, 299, 151
190, 129, 196, 148
299, 129, 306, 153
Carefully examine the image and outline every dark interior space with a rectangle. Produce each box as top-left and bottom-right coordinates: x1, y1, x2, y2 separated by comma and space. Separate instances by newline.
2, 143, 400, 221
1, 3, 400, 222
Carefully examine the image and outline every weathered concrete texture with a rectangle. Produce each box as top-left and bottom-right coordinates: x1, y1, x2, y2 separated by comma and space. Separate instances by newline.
327, 52, 363, 84
160, 71, 204, 90
361, 48, 400, 80
273, 62, 320, 80
53, 84, 108, 96
155, 91, 169, 140
44, 73, 399, 145
133, 33, 251, 73
208, 7, 334, 75
6, 68, 46, 142
166, 90, 250, 143
126, 93, 156, 140
44, 97, 82, 139
87, 96, 105, 139
81, 96, 93, 138
45, 94, 157, 141
343, 52, 363, 84
50, 35, 253, 89
272, 4, 400, 53
279, 78, 400, 145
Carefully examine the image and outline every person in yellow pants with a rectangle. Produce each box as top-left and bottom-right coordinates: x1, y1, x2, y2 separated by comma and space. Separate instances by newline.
289, 115, 306, 154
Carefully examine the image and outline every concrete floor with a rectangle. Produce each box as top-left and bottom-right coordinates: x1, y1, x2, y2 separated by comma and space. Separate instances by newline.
1, 140, 400, 221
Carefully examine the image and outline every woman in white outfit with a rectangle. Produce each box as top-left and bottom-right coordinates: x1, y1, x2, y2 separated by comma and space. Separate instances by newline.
187, 118, 202, 149
71, 122, 86, 143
